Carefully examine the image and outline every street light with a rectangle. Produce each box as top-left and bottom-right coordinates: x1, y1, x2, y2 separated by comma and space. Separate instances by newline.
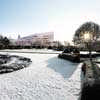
83, 31, 92, 60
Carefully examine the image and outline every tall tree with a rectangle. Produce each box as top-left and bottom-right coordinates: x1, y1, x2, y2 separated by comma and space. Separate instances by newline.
73, 22, 100, 60
3, 37, 10, 46
73, 22, 100, 45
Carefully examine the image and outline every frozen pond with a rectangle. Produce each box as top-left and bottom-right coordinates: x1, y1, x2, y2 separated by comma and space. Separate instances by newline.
0, 50, 82, 100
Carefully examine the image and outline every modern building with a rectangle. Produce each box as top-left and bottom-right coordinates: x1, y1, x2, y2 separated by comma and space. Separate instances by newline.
16, 32, 54, 47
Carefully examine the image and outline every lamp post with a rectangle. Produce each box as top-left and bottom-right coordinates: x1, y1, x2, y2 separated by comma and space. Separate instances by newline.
83, 32, 92, 61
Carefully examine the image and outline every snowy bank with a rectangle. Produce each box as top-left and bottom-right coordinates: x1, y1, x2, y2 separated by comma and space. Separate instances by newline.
81, 61, 100, 100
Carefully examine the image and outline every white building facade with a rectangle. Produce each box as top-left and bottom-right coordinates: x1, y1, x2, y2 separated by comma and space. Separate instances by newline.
16, 32, 54, 47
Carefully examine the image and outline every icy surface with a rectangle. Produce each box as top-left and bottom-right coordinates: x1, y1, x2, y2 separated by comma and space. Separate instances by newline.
0, 50, 82, 100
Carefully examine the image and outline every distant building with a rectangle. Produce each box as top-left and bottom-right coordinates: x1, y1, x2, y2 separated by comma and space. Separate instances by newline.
16, 32, 54, 47
51, 41, 70, 47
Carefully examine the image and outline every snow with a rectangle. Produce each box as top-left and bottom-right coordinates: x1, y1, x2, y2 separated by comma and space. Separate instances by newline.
80, 51, 96, 54
0, 49, 62, 54
0, 49, 82, 100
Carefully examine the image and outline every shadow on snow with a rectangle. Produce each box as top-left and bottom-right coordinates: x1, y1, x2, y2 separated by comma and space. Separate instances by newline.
47, 57, 79, 79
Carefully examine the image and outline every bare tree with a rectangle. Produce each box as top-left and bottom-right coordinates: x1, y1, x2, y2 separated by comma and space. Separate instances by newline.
73, 22, 100, 45
73, 22, 100, 60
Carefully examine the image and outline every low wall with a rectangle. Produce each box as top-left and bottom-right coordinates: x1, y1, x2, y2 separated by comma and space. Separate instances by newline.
80, 53, 100, 58
59, 52, 100, 63
81, 61, 100, 100
58, 53, 80, 62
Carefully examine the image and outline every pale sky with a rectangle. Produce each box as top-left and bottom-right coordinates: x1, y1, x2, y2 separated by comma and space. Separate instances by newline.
0, 0, 100, 43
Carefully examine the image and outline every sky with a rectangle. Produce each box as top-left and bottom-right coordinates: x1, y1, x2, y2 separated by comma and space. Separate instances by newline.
0, 0, 100, 43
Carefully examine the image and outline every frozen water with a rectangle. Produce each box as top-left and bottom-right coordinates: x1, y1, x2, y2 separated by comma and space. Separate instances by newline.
0, 49, 82, 100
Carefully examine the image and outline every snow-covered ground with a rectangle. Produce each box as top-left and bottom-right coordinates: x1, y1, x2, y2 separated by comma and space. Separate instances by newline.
80, 51, 96, 54
0, 50, 82, 100
0, 49, 62, 54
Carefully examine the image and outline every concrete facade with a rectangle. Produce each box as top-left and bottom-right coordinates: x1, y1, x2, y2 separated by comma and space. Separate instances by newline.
16, 32, 54, 47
